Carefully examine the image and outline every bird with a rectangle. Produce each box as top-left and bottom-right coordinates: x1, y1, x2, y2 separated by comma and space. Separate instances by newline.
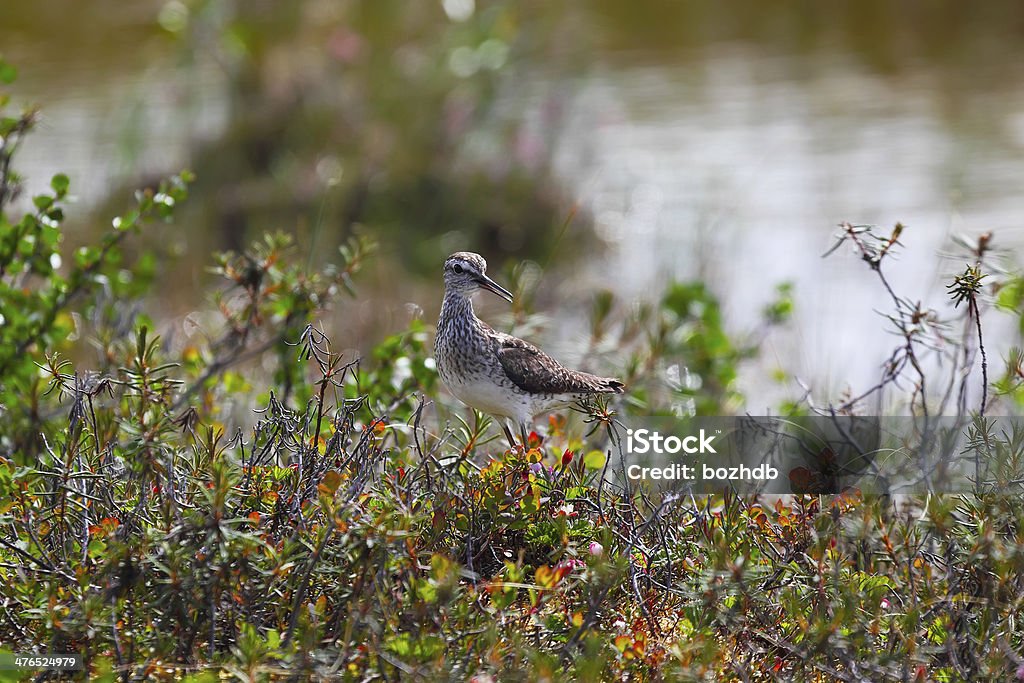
434, 251, 624, 447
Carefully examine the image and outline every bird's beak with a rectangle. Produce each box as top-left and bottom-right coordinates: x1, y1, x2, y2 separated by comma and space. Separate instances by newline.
476, 274, 514, 303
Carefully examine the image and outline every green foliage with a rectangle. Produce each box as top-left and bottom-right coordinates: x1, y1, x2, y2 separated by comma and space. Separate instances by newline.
0, 66, 194, 451
603, 279, 786, 417
658, 282, 745, 414
351, 317, 437, 414
948, 263, 987, 308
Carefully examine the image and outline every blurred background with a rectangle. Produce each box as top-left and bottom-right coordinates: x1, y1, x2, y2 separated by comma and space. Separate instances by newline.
5, 0, 1024, 410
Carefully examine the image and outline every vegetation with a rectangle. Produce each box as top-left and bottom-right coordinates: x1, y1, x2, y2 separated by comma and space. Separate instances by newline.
4, 55, 1024, 683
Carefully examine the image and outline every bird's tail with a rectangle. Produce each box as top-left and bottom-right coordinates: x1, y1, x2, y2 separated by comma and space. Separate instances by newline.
579, 373, 625, 394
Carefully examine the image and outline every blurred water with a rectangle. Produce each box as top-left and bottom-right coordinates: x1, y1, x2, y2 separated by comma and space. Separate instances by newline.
12, 61, 227, 211
542, 48, 1024, 408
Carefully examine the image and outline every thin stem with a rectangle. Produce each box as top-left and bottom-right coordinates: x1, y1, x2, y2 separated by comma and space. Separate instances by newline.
971, 297, 988, 418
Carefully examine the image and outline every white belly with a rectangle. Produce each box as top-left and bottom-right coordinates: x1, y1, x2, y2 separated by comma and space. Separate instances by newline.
448, 378, 531, 421
446, 377, 579, 426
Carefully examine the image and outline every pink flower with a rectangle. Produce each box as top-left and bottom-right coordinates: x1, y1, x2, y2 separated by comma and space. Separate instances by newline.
588, 541, 604, 557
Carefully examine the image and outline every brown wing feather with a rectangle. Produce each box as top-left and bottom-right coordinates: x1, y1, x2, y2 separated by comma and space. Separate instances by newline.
493, 333, 624, 395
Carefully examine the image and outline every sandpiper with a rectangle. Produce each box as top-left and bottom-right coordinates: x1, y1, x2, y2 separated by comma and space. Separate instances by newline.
434, 252, 624, 446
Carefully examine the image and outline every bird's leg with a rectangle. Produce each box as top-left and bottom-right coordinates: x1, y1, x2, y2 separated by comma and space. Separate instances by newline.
519, 422, 530, 449
502, 422, 519, 451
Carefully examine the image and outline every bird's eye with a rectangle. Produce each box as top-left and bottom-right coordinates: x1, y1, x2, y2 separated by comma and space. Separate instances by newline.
453, 264, 464, 274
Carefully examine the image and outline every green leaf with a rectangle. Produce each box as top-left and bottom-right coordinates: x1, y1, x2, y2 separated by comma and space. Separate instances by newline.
75, 245, 100, 268
0, 650, 33, 682
265, 629, 281, 649
583, 450, 606, 470
50, 173, 69, 197
385, 633, 444, 660
0, 117, 21, 136
415, 578, 438, 603
0, 60, 16, 84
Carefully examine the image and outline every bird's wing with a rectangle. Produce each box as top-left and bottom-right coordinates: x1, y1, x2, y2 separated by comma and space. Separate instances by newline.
493, 333, 624, 395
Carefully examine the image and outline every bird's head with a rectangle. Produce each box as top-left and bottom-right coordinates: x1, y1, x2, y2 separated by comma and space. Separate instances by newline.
443, 252, 513, 303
